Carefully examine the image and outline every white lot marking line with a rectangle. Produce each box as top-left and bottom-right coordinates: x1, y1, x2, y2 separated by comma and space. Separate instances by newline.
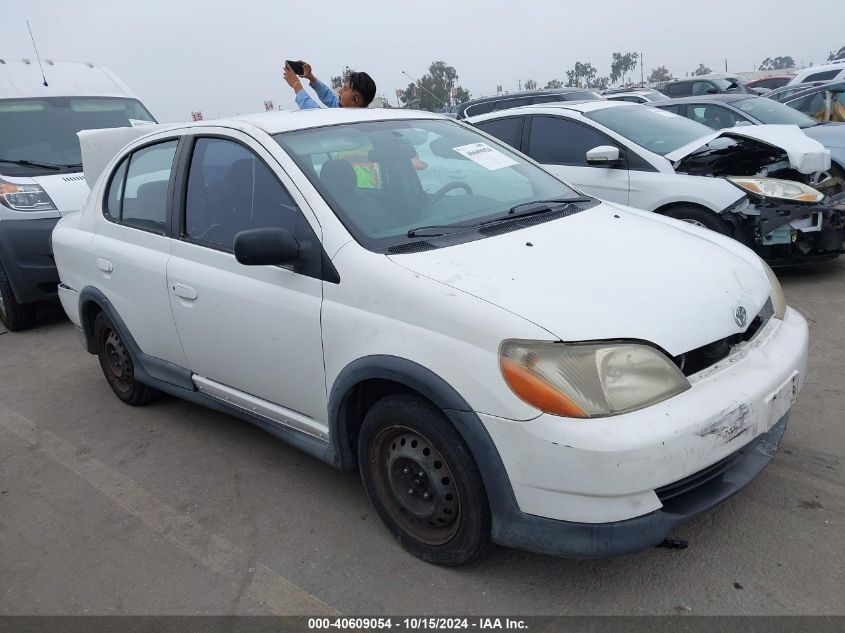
0, 402, 339, 616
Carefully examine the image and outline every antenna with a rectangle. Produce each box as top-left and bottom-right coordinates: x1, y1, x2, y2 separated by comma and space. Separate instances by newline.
402, 70, 448, 110
26, 21, 49, 86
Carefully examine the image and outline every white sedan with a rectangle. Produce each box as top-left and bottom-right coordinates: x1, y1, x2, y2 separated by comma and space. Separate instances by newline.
53, 108, 807, 565
469, 101, 840, 264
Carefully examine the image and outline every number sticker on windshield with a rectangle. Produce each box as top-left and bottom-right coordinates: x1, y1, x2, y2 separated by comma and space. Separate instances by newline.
129, 119, 155, 127
452, 143, 519, 170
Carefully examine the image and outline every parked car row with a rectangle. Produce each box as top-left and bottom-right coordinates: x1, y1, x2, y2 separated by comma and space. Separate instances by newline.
654, 94, 845, 184
469, 100, 845, 265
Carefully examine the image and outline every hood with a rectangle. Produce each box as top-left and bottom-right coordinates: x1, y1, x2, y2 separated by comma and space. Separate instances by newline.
802, 122, 845, 149
30, 172, 90, 216
388, 204, 770, 357
666, 124, 831, 176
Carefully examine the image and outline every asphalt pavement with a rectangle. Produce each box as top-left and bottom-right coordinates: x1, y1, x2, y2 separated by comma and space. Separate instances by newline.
1, 260, 843, 615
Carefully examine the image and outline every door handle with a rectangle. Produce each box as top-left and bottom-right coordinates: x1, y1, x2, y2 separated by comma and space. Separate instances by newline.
172, 283, 198, 301
97, 258, 114, 273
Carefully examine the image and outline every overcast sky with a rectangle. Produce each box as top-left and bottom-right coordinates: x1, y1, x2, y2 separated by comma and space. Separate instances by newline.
3, 0, 843, 121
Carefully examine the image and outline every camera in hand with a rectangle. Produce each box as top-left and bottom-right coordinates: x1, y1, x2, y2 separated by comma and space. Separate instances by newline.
286, 60, 305, 76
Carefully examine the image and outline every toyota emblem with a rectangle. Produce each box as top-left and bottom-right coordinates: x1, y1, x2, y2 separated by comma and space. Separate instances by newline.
734, 306, 748, 327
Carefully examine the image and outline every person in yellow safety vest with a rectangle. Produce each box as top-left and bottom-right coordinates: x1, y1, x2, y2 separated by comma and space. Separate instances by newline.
284, 63, 381, 186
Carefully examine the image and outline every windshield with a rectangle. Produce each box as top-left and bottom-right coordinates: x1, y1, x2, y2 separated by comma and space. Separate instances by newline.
275, 119, 583, 251
584, 106, 712, 155
0, 97, 156, 176
734, 97, 817, 127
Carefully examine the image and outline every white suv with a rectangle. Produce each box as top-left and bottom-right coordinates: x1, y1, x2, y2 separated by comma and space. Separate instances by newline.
53, 109, 808, 565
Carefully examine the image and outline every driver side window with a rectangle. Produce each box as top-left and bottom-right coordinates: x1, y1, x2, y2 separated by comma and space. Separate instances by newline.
527, 116, 618, 167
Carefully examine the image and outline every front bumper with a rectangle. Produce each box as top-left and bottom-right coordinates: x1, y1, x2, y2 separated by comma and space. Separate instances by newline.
749, 194, 845, 265
0, 217, 61, 304
490, 414, 788, 558
479, 306, 807, 556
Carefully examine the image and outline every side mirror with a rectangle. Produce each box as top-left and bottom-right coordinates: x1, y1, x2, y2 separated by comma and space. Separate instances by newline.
706, 87, 718, 94
733, 120, 754, 127
234, 227, 300, 266
586, 145, 622, 167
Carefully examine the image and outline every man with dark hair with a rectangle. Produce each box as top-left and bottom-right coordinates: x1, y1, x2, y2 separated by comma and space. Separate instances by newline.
284, 62, 376, 109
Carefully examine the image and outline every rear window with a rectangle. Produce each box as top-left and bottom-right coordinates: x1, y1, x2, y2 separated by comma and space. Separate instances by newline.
804, 69, 842, 82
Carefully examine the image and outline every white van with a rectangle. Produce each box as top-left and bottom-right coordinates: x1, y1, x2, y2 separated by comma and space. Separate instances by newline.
0, 58, 156, 330
787, 61, 845, 86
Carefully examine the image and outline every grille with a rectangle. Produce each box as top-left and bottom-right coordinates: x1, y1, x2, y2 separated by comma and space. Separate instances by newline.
673, 300, 773, 376
387, 240, 437, 254
478, 205, 584, 237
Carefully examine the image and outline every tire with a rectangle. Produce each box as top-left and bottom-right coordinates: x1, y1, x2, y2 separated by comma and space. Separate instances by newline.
661, 205, 731, 236
93, 311, 159, 406
0, 260, 36, 332
358, 394, 491, 566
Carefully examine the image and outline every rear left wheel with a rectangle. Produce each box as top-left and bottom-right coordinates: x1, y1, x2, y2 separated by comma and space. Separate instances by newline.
358, 394, 491, 566
94, 312, 159, 406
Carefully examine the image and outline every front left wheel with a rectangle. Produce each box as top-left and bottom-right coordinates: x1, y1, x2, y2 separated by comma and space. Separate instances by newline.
94, 312, 160, 406
358, 394, 491, 566
0, 260, 36, 331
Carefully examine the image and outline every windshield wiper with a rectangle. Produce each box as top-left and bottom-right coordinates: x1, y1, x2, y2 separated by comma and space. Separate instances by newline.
406, 198, 592, 238
0, 159, 81, 171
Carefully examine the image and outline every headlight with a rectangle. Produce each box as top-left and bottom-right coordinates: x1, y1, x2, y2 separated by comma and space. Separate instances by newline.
499, 340, 691, 418
0, 178, 58, 211
727, 177, 823, 203
761, 259, 787, 319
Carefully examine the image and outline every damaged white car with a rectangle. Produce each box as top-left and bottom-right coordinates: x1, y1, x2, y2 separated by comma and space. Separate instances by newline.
470, 101, 844, 264
53, 110, 807, 565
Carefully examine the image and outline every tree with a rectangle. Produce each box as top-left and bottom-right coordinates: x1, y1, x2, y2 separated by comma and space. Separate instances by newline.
565, 62, 598, 88
610, 52, 639, 84
545, 79, 563, 89
692, 64, 712, 76
453, 86, 471, 105
648, 66, 673, 83
399, 61, 468, 111
524, 79, 537, 90
759, 56, 795, 70
828, 46, 845, 62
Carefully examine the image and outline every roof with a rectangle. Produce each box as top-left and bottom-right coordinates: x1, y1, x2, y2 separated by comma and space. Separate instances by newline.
232, 107, 445, 134
602, 87, 660, 95
659, 94, 755, 105
459, 88, 597, 107
0, 59, 136, 100
467, 99, 629, 123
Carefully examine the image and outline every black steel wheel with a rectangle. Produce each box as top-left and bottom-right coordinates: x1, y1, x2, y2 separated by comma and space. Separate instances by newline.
93, 312, 159, 406
0, 260, 36, 331
358, 394, 490, 566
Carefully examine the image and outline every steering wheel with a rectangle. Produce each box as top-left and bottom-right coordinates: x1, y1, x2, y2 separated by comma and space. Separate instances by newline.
429, 181, 473, 205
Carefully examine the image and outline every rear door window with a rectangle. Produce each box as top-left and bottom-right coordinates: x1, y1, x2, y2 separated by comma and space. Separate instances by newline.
492, 97, 531, 111
665, 82, 690, 97
692, 81, 716, 95
687, 104, 748, 128
474, 117, 525, 149
106, 140, 178, 233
